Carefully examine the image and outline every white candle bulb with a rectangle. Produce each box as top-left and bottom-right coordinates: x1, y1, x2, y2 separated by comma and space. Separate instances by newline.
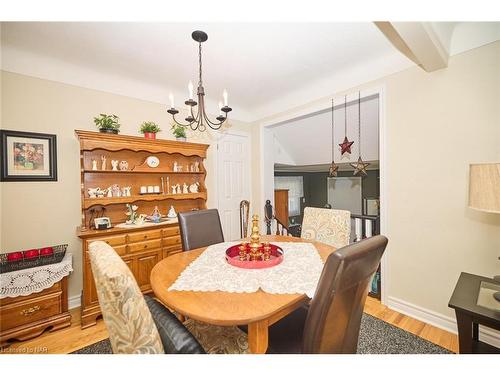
188, 81, 194, 100
169, 93, 174, 108
186, 105, 191, 118
223, 89, 228, 106
218, 101, 223, 115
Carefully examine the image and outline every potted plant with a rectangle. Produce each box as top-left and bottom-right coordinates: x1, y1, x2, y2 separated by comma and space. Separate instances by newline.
139, 121, 161, 139
94, 114, 120, 134
171, 123, 187, 142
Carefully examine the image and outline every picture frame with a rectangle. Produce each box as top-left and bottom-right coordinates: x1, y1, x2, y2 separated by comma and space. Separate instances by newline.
0, 130, 58, 181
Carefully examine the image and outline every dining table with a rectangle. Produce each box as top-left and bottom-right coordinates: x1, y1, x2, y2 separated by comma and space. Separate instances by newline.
150, 234, 336, 354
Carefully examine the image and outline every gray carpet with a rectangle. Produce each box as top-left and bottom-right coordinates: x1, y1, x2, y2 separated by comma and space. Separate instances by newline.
72, 313, 452, 354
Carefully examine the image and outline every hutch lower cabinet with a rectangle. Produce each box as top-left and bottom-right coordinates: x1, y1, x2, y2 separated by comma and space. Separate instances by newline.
77, 223, 182, 328
75, 130, 209, 328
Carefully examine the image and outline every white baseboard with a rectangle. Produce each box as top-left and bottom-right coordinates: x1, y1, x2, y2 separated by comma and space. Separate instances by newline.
68, 294, 81, 310
387, 296, 500, 349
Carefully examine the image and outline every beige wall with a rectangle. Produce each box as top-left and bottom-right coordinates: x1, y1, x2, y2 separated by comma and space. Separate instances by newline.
0, 72, 251, 302
252, 41, 500, 319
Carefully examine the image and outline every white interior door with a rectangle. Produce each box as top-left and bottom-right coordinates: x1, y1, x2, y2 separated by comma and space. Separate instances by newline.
217, 133, 251, 241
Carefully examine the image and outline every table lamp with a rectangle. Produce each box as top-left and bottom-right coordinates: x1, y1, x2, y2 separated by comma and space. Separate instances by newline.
468, 163, 500, 301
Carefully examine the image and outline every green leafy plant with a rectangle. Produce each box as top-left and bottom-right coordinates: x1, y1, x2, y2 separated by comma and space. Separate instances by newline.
94, 114, 120, 133
171, 123, 187, 139
139, 121, 161, 134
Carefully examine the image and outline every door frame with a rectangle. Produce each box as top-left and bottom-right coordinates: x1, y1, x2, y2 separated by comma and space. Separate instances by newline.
214, 129, 252, 240
258, 84, 389, 305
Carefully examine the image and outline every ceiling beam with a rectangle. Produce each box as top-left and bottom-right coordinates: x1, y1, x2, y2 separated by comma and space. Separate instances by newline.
374, 22, 449, 72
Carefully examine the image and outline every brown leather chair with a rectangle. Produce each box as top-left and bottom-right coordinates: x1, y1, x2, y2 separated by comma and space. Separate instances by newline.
266, 235, 388, 353
178, 209, 225, 251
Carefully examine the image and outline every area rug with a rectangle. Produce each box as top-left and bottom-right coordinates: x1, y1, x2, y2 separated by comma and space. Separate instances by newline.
72, 313, 452, 354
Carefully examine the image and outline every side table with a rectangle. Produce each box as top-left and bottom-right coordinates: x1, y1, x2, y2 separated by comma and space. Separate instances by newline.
0, 255, 73, 344
448, 272, 500, 354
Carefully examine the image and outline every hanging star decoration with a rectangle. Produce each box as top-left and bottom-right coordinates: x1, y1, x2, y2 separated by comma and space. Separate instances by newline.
339, 95, 354, 155
329, 161, 339, 177
351, 91, 370, 176
339, 136, 354, 155
350, 156, 370, 176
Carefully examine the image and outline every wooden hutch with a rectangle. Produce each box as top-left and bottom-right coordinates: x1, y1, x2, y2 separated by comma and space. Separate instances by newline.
75, 130, 209, 328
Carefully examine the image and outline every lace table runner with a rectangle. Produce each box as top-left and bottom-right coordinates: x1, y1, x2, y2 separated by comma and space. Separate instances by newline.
168, 242, 324, 297
0, 254, 73, 298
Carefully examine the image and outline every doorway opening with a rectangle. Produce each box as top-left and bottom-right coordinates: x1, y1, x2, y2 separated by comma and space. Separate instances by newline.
260, 88, 386, 302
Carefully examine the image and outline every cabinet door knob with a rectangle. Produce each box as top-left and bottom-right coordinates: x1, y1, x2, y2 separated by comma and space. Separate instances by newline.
20, 305, 41, 316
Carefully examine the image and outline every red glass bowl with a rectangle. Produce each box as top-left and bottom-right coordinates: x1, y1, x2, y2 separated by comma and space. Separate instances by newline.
40, 247, 54, 256
7, 252, 23, 262
225, 243, 284, 269
23, 249, 40, 259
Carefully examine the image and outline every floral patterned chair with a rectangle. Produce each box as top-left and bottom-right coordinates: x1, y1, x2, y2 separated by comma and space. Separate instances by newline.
301, 207, 351, 249
88, 241, 248, 354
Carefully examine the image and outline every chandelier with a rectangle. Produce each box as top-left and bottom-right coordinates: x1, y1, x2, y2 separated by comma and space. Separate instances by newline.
167, 30, 232, 132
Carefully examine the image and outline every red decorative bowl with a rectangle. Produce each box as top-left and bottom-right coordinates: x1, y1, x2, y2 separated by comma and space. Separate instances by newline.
7, 252, 23, 262
40, 247, 54, 256
23, 249, 40, 259
225, 243, 284, 269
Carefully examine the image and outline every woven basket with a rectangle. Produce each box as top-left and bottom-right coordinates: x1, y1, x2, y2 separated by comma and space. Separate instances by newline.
0, 244, 67, 274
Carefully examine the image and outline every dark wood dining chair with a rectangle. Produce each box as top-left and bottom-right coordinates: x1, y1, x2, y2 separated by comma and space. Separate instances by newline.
178, 209, 225, 251
266, 235, 388, 353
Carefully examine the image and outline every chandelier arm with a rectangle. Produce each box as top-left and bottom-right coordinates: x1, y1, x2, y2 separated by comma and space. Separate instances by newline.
202, 110, 225, 129
171, 114, 192, 128
190, 106, 202, 131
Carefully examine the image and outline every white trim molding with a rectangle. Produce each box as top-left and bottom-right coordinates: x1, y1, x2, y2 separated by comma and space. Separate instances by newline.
388, 296, 500, 349
68, 294, 81, 310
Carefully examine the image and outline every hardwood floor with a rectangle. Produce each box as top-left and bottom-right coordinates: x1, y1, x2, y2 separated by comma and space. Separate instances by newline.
0, 297, 458, 354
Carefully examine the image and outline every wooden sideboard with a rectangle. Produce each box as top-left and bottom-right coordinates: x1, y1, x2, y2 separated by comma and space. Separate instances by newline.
0, 277, 71, 344
75, 130, 209, 328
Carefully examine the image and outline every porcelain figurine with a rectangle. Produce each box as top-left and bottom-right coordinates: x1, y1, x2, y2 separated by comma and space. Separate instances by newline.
96, 188, 106, 198
194, 161, 200, 172
123, 186, 131, 197
106, 187, 113, 198
111, 160, 119, 171
176, 184, 181, 194
151, 206, 162, 223
135, 214, 146, 226
183, 183, 189, 194
171, 185, 177, 194
88, 187, 99, 198
112, 184, 121, 197
91, 159, 98, 171
189, 182, 199, 193
119, 160, 129, 171
167, 205, 177, 218
173, 162, 178, 172
101, 155, 107, 171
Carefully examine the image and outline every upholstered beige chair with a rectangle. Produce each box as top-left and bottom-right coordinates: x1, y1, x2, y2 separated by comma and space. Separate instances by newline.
88, 241, 166, 353
88, 241, 248, 354
301, 207, 351, 249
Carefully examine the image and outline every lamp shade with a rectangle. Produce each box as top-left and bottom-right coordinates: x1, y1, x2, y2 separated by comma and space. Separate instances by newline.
468, 163, 500, 213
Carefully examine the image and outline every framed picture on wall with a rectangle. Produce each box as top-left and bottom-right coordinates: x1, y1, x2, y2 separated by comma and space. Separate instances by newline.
0, 130, 57, 181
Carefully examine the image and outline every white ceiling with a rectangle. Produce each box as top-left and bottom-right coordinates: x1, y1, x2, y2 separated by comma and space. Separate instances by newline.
0, 22, 412, 122
1, 22, 498, 122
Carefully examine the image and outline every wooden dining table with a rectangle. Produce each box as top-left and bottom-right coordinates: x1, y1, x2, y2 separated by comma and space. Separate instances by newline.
150, 235, 336, 354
